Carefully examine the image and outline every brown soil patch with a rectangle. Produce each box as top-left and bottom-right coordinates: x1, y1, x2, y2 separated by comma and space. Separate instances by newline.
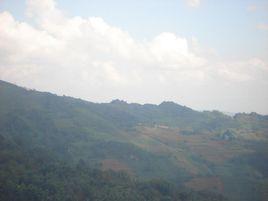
188, 140, 253, 164
101, 159, 132, 174
184, 177, 224, 193
140, 126, 181, 144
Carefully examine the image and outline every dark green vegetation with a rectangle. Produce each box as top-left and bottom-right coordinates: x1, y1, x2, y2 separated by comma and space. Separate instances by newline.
0, 80, 267, 201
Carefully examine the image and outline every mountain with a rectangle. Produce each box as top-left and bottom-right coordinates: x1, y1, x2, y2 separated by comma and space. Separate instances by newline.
0, 80, 268, 201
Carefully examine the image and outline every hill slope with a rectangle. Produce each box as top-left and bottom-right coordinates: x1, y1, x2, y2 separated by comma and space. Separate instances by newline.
0, 80, 268, 201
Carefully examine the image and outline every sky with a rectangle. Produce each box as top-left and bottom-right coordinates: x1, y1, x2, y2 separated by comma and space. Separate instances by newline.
0, 0, 268, 114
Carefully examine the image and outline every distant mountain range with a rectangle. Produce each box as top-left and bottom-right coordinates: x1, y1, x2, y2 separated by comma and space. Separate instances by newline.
0, 79, 267, 201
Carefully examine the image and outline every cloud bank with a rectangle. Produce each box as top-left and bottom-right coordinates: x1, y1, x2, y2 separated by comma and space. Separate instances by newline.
0, 0, 268, 113
186, 0, 201, 8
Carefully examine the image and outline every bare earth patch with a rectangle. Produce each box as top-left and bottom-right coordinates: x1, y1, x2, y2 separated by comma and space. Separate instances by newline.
101, 159, 133, 175
184, 177, 224, 193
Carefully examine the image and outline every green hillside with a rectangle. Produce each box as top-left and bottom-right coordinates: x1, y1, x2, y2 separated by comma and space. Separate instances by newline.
0, 80, 267, 201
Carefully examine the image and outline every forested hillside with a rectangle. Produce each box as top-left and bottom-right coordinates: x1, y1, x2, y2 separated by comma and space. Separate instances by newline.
0, 80, 267, 201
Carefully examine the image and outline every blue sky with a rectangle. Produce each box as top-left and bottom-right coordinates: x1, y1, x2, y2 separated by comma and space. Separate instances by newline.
0, 0, 268, 113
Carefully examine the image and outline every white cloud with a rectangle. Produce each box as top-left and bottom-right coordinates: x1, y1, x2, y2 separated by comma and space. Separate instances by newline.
186, 0, 201, 8
247, 4, 257, 12
247, 3, 268, 12
216, 59, 267, 82
257, 23, 268, 31
0, 0, 268, 113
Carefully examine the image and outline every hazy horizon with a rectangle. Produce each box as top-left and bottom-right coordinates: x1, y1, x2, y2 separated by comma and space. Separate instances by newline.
0, 79, 265, 116
0, 0, 268, 114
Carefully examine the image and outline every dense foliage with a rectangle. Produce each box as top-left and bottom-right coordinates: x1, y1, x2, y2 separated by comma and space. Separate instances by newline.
0, 118, 226, 201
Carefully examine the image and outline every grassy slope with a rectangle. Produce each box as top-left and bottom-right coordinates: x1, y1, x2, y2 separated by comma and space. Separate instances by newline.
0, 80, 268, 201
